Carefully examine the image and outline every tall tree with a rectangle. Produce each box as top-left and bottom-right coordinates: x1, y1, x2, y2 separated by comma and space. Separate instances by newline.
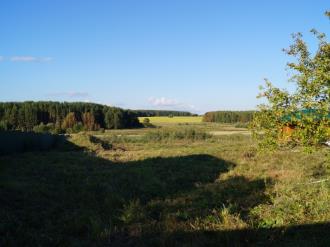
82, 112, 99, 131
251, 11, 330, 148
0, 101, 141, 131
62, 112, 77, 129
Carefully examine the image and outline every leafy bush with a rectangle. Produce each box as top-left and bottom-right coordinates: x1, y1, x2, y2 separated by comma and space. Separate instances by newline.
72, 122, 85, 133
143, 118, 150, 124
251, 12, 330, 149
33, 123, 55, 133
142, 118, 155, 128
64, 123, 85, 134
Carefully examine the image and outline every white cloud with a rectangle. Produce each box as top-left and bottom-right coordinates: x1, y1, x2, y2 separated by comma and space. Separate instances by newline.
10, 56, 53, 62
148, 96, 200, 113
148, 97, 179, 106
0, 56, 4, 62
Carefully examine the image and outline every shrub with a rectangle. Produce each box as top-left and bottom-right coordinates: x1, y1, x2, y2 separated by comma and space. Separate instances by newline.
33, 123, 55, 133
72, 122, 85, 133
143, 118, 150, 124
88, 135, 112, 150
251, 12, 330, 149
142, 118, 155, 128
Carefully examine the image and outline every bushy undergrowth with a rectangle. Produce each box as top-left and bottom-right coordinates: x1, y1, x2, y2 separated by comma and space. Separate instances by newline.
143, 128, 212, 142
88, 135, 113, 150
234, 122, 249, 128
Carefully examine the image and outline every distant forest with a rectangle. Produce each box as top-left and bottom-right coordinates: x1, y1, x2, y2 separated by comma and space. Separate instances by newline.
0, 101, 141, 133
203, 111, 254, 123
133, 110, 196, 117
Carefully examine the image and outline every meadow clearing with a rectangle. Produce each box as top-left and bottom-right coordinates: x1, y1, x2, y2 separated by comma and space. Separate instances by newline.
138, 116, 203, 125
1, 118, 329, 246
2, 2, 329, 247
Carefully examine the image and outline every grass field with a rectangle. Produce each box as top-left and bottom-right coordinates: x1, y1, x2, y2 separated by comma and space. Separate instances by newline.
1, 123, 330, 246
138, 116, 203, 125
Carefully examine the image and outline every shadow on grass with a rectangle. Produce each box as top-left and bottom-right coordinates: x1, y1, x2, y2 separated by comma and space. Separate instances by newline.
0, 131, 81, 154
0, 132, 328, 246
121, 222, 330, 247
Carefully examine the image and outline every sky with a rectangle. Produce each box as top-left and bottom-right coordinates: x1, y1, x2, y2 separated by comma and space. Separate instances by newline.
0, 1, 329, 113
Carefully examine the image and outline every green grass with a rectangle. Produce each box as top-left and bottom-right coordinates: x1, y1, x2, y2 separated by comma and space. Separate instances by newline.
1, 124, 330, 246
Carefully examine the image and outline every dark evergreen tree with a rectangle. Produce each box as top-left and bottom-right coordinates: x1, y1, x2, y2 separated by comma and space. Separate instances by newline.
133, 110, 194, 117
203, 111, 254, 123
0, 101, 141, 132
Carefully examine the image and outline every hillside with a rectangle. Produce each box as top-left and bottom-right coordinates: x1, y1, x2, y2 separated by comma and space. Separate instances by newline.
1, 124, 329, 246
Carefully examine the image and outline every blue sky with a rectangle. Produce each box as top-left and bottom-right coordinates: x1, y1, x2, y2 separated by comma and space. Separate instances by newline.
0, 1, 329, 113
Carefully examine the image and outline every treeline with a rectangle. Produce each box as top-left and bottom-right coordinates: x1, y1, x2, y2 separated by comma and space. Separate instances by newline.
203, 111, 254, 123
133, 110, 196, 117
0, 101, 141, 133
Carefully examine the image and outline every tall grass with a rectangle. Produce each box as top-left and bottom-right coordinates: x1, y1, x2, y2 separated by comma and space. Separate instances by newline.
1, 126, 329, 246
143, 128, 212, 142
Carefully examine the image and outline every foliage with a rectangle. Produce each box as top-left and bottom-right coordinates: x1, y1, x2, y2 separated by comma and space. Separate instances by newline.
82, 112, 99, 131
133, 109, 194, 117
143, 118, 150, 124
203, 111, 254, 123
61, 112, 77, 129
251, 12, 330, 148
72, 122, 85, 133
144, 128, 212, 141
0, 101, 141, 132
105, 108, 123, 129
33, 123, 55, 133
141, 117, 154, 128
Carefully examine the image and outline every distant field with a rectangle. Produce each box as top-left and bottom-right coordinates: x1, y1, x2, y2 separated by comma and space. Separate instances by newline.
138, 116, 203, 125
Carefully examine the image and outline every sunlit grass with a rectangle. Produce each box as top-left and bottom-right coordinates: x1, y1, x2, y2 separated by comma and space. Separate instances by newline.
138, 116, 203, 125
